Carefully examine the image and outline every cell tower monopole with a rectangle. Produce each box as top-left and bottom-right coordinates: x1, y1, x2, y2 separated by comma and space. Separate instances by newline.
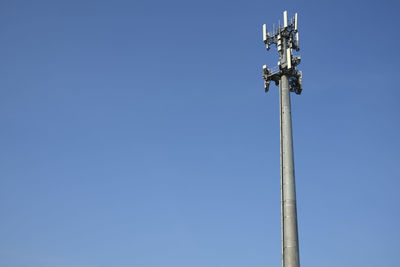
262, 11, 303, 267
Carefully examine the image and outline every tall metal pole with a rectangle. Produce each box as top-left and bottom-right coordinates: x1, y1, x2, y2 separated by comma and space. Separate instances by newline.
280, 73, 300, 267
262, 11, 303, 267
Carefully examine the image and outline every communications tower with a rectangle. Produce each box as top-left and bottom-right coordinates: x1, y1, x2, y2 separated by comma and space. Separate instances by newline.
262, 11, 303, 267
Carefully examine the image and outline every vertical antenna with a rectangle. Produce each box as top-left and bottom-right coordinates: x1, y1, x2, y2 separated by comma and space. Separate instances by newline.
283, 11, 288, 27
286, 48, 291, 69
263, 24, 268, 43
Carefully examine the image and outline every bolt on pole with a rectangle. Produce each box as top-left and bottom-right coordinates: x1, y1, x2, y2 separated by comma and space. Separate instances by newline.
262, 11, 303, 267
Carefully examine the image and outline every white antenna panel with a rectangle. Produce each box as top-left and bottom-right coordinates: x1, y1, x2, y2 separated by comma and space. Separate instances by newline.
263, 24, 267, 42
287, 48, 291, 69
295, 13, 298, 31
283, 11, 288, 27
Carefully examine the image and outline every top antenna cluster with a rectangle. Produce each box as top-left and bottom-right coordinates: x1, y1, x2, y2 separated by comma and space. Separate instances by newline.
262, 11, 302, 95
263, 11, 299, 52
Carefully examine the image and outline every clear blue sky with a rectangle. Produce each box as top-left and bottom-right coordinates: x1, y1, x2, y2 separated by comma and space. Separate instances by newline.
1, 0, 399, 266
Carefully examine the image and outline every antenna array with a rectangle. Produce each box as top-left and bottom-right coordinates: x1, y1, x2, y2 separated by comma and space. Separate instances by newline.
262, 11, 302, 94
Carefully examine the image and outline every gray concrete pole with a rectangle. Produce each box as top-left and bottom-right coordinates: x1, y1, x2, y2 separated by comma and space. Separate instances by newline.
280, 73, 300, 267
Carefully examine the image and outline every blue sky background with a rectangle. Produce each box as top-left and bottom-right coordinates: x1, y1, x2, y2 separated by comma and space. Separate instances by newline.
1, 0, 400, 266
